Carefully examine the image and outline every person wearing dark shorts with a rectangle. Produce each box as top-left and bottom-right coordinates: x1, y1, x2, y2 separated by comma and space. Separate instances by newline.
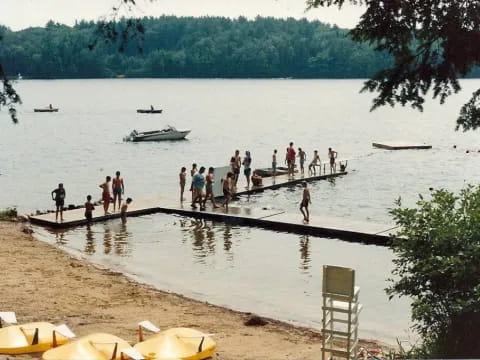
84, 195, 95, 222
51, 183, 66, 222
300, 181, 311, 223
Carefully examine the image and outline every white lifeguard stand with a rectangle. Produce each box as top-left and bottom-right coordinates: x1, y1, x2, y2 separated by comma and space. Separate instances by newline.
321, 265, 362, 360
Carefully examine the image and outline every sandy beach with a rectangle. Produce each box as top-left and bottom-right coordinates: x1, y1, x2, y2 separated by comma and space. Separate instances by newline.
0, 220, 385, 360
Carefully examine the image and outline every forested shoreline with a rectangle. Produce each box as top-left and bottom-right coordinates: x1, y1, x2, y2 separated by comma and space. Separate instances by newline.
0, 15, 464, 79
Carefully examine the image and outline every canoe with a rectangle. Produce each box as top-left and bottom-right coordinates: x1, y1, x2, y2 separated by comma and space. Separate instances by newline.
134, 327, 215, 360
42, 333, 142, 360
34, 109, 59, 112
0, 322, 70, 355
137, 109, 163, 114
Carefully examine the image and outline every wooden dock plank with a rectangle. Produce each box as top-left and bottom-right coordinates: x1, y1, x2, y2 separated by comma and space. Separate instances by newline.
372, 141, 432, 150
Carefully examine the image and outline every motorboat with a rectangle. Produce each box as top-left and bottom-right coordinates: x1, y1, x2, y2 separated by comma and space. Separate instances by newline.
137, 109, 163, 114
124, 126, 191, 142
34, 108, 59, 112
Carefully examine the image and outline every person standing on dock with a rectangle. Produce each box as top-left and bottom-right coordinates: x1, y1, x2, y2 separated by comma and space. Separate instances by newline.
100, 176, 112, 215
222, 172, 234, 210
191, 166, 206, 210
51, 183, 66, 222
233, 150, 241, 187
179, 167, 187, 201
328, 148, 338, 174
298, 148, 306, 175
190, 163, 197, 202
203, 167, 219, 209
287, 142, 296, 178
112, 171, 125, 212
300, 181, 311, 223
243, 151, 252, 189
308, 150, 321, 175
272, 149, 277, 176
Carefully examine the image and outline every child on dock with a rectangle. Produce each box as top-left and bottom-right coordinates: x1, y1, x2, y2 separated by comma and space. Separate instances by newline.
300, 182, 311, 223
328, 148, 338, 174
121, 198, 132, 223
51, 183, 66, 222
112, 171, 124, 212
203, 167, 219, 209
222, 172, 234, 210
308, 150, 321, 175
84, 195, 95, 222
298, 148, 306, 175
179, 167, 187, 201
99, 176, 112, 215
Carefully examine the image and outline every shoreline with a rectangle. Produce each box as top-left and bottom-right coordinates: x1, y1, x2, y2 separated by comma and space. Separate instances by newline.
0, 220, 391, 359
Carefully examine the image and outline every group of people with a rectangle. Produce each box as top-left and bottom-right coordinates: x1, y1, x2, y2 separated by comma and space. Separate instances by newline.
273, 143, 342, 177
51, 171, 133, 223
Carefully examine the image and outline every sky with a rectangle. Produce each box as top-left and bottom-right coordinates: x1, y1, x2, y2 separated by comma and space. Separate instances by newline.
0, 0, 364, 30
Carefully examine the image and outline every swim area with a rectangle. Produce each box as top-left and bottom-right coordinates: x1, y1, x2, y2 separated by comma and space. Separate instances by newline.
3, 78, 480, 342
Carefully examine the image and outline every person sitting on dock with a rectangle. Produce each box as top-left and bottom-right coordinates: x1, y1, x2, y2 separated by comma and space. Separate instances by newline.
221, 172, 234, 210
191, 166, 206, 210
251, 171, 263, 187
121, 198, 132, 223
300, 182, 311, 223
100, 176, 112, 215
272, 149, 277, 176
339, 160, 348, 172
112, 171, 125, 212
51, 183, 66, 222
179, 167, 187, 201
308, 150, 321, 175
84, 195, 95, 222
203, 167, 219, 209
328, 147, 338, 174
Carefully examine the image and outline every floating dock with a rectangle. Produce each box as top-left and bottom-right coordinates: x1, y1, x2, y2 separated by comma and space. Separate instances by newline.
29, 170, 394, 245
372, 141, 432, 150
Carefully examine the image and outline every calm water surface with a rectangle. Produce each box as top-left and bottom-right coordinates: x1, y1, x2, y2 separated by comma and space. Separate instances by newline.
3, 79, 480, 343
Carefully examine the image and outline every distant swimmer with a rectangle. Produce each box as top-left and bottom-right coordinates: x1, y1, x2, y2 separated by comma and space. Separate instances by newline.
99, 176, 112, 215
328, 147, 338, 174
51, 183, 66, 222
84, 195, 95, 222
308, 150, 321, 175
112, 171, 124, 212
339, 160, 348, 172
121, 197, 132, 223
179, 167, 187, 202
300, 181, 311, 223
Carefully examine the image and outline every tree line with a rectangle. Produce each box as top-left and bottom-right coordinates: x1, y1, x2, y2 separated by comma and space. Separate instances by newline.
0, 16, 398, 79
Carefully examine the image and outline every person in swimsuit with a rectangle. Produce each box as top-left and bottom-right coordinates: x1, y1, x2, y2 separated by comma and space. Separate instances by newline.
221, 172, 234, 210
233, 150, 241, 186
84, 195, 95, 222
339, 160, 348, 172
191, 166, 206, 210
190, 163, 197, 202
112, 171, 124, 212
99, 176, 111, 215
272, 149, 277, 176
300, 181, 311, 223
287, 142, 296, 178
243, 151, 252, 189
51, 183, 66, 222
308, 150, 321, 175
121, 198, 132, 223
179, 167, 187, 202
328, 147, 338, 174
203, 167, 219, 209
298, 148, 306, 175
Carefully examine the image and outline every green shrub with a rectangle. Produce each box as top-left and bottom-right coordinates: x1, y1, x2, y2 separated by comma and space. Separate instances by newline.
0, 208, 17, 220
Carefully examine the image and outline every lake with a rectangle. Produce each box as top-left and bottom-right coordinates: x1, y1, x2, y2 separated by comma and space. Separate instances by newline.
2, 79, 480, 343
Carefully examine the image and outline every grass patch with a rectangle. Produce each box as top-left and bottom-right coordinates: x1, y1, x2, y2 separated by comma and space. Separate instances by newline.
0, 208, 17, 221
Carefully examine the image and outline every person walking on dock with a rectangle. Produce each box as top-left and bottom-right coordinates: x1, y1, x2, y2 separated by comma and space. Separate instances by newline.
112, 171, 124, 212
272, 149, 277, 176
300, 181, 311, 223
243, 151, 252, 189
179, 167, 187, 201
84, 195, 95, 223
190, 163, 197, 202
100, 176, 112, 215
298, 148, 306, 175
308, 150, 321, 175
287, 142, 296, 178
233, 150, 241, 186
51, 183, 66, 222
328, 147, 338, 174
203, 167, 219, 209
222, 172, 234, 210
191, 166, 206, 210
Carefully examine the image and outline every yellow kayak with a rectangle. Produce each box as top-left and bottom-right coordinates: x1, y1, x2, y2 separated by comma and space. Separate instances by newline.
42, 333, 143, 360
0, 322, 70, 355
135, 328, 216, 360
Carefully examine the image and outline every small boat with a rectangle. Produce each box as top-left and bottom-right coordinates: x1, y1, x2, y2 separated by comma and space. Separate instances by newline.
135, 321, 215, 360
137, 109, 163, 114
124, 125, 191, 142
34, 108, 59, 113
0, 312, 75, 355
42, 333, 143, 360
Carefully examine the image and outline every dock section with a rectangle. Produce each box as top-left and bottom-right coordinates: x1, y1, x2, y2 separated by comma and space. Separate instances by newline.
372, 141, 432, 150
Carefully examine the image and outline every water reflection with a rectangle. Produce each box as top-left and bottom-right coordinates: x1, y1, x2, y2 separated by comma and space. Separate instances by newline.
299, 235, 311, 274
85, 224, 95, 255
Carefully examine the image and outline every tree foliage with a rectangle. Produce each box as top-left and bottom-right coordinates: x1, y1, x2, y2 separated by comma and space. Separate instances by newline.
0, 16, 392, 79
388, 187, 480, 357
307, 0, 480, 131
